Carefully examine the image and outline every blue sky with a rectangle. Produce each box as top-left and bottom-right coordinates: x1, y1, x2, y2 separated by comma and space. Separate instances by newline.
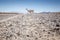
0, 0, 60, 13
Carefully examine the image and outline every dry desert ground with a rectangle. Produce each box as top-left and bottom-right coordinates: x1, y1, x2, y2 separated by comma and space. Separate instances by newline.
0, 12, 60, 40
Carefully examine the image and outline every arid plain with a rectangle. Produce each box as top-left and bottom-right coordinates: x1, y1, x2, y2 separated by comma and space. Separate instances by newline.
0, 12, 60, 40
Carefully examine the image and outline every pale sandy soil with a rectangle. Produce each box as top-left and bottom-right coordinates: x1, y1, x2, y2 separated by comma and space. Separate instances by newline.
0, 13, 60, 40
0, 13, 19, 20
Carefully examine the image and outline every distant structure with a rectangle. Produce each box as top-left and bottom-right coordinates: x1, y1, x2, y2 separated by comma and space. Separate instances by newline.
26, 8, 34, 14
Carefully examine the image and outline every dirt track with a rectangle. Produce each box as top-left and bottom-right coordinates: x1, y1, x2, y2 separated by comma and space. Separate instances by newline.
0, 13, 19, 20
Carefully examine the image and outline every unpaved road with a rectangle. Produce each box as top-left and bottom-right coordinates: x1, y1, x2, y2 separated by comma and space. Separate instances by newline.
0, 13, 19, 20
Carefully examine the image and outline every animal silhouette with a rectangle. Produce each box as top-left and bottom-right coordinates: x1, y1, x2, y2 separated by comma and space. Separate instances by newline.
26, 8, 34, 14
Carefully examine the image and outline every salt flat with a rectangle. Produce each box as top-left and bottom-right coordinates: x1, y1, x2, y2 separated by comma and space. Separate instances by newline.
0, 12, 60, 40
